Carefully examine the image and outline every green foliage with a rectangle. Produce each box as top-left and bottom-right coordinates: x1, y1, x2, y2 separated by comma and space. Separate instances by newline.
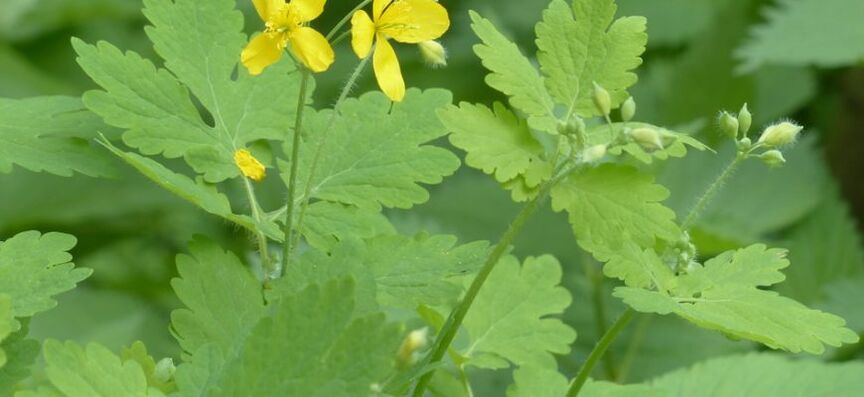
737, 0, 864, 71
0, 96, 116, 177
615, 244, 860, 354
508, 366, 665, 397
73, 0, 303, 183
36, 340, 161, 397
0, 323, 40, 394
461, 255, 575, 369
289, 89, 460, 211
535, 0, 646, 117
651, 353, 864, 396
0, 231, 91, 319
550, 164, 680, 271
0, 296, 12, 367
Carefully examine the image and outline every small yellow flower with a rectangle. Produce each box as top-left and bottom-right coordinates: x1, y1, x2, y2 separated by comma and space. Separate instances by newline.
350, 0, 450, 101
242, 0, 335, 75
234, 149, 266, 181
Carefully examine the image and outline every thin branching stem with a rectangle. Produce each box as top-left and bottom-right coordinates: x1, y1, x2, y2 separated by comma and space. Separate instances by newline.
289, 56, 372, 253
242, 177, 273, 276
411, 162, 577, 396
566, 309, 634, 397
681, 153, 744, 231
326, 0, 372, 40
282, 68, 311, 268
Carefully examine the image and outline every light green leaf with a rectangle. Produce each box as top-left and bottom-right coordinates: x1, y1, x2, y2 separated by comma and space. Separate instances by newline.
120, 342, 175, 394
536, 0, 646, 117
651, 353, 864, 396
587, 122, 709, 164
300, 202, 394, 251
614, 245, 860, 354
0, 231, 90, 319
462, 255, 575, 369
603, 243, 676, 290
290, 89, 460, 211
0, 322, 40, 394
211, 278, 401, 397
441, 102, 554, 193
0, 96, 117, 177
0, 296, 13, 367
39, 340, 162, 397
737, 0, 864, 71
550, 164, 680, 263
276, 234, 489, 313
468, 11, 558, 133
171, 237, 265, 359
74, 0, 303, 182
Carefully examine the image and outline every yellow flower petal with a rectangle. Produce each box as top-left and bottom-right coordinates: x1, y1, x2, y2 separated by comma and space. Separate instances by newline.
288, 26, 335, 73
288, 0, 326, 23
234, 149, 266, 182
379, 0, 449, 44
373, 0, 393, 21
351, 10, 376, 59
373, 37, 405, 102
241, 32, 285, 75
252, 0, 282, 21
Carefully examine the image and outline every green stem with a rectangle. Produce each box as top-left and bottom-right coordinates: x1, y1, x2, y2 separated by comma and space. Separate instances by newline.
680, 154, 744, 231
289, 56, 371, 252
616, 313, 652, 382
566, 309, 635, 397
411, 164, 574, 396
242, 177, 274, 277
326, 0, 372, 40
282, 68, 311, 267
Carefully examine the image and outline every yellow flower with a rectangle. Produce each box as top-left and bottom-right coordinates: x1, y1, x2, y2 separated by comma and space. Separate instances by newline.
350, 0, 449, 101
234, 149, 267, 181
242, 0, 335, 75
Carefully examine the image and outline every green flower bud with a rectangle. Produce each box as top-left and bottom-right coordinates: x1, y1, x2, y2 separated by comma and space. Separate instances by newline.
621, 96, 636, 122
759, 150, 786, 167
757, 121, 802, 147
153, 358, 176, 384
418, 40, 447, 68
718, 111, 739, 140
582, 144, 607, 162
738, 103, 752, 135
737, 137, 752, 152
627, 127, 664, 151
397, 327, 429, 367
592, 81, 611, 116
557, 117, 586, 136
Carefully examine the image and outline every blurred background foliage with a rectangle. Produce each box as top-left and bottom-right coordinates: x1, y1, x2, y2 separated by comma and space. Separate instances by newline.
0, 0, 862, 393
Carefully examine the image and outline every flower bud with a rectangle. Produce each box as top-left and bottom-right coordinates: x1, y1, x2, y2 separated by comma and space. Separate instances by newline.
153, 358, 176, 384
737, 137, 752, 152
396, 327, 428, 367
620, 96, 636, 122
557, 117, 586, 137
627, 127, 664, 151
737, 103, 752, 135
756, 121, 802, 147
759, 150, 786, 167
418, 40, 447, 68
718, 111, 738, 140
592, 82, 611, 116
582, 144, 607, 162
234, 149, 266, 181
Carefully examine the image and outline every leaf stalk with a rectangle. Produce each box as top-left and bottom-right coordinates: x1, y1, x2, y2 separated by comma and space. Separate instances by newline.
565, 308, 635, 397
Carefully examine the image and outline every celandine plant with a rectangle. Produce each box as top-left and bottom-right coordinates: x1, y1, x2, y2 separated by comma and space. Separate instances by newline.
0, 0, 861, 396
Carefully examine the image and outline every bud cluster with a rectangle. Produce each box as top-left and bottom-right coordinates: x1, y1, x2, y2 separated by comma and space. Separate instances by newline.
722, 104, 803, 168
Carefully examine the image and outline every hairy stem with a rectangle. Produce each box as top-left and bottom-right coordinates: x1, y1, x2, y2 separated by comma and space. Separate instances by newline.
282, 68, 311, 267
566, 309, 635, 397
681, 154, 744, 231
289, 56, 371, 252
411, 163, 575, 396
242, 177, 273, 277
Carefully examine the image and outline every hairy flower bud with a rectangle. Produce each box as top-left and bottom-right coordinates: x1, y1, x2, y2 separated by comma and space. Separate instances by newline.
718, 111, 739, 140
153, 358, 176, 384
234, 149, 266, 181
557, 117, 586, 137
737, 137, 752, 152
418, 40, 447, 68
738, 103, 752, 135
627, 127, 664, 151
620, 96, 636, 122
592, 82, 611, 116
582, 144, 607, 163
759, 150, 786, 167
757, 121, 802, 147
397, 328, 428, 367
